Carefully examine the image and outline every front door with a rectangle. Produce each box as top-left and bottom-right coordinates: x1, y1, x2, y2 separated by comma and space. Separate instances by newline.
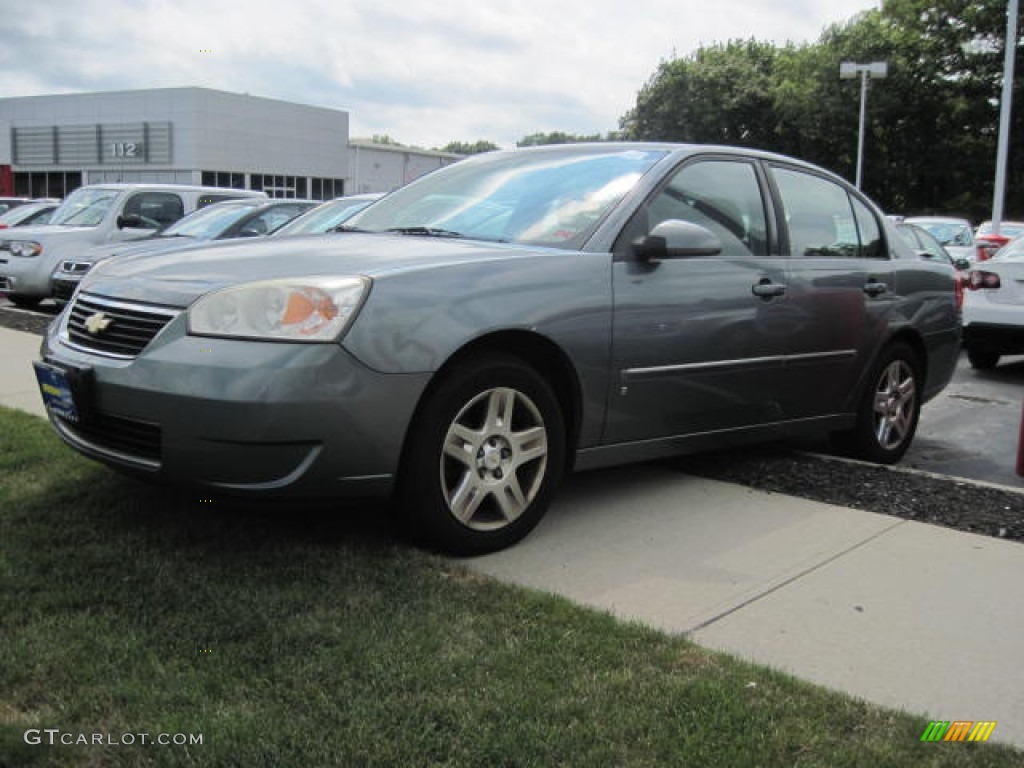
604, 157, 795, 443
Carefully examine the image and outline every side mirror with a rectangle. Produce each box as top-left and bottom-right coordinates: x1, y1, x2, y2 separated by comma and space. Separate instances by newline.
632, 220, 722, 262
117, 213, 144, 229
954, 257, 971, 271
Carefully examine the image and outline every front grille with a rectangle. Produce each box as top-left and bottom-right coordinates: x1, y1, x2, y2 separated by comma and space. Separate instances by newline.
52, 279, 78, 301
57, 411, 162, 464
65, 293, 179, 358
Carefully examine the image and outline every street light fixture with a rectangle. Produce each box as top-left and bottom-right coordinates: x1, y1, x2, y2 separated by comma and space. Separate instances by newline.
840, 61, 888, 190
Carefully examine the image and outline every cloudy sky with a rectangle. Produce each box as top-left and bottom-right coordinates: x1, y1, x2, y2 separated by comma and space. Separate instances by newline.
3, 0, 878, 149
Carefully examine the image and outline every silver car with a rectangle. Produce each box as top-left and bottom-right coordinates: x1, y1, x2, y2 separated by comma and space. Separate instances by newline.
34, 144, 960, 554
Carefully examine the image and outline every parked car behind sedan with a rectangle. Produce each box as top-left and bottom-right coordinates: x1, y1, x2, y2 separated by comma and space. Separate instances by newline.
34, 143, 961, 554
894, 221, 969, 295
903, 216, 980, 264
0, 183, 267, 307
272, 194, 383, 237
50, 198, 317, 300
975, 220, 1024, 261
0, 201, 59, 229
962, 235, 1024, 369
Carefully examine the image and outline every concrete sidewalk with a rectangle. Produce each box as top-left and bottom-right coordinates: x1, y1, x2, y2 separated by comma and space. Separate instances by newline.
4, 324, 1023, 749
471, 465, 1024, 748
0, 326, 46, 418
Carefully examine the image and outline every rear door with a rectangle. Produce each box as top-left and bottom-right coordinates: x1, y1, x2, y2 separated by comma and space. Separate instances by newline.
605, 156, 794, 442
767, 164, 895, 419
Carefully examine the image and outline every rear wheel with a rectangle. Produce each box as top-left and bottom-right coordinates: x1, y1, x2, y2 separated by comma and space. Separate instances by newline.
398, 355, 565, 555
833, 342, 921, 464
966, 343, 1000, 370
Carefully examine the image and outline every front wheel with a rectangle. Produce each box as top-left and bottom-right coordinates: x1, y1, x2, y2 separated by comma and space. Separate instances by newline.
398, 355, 565, 555
833, 342, 922, 464
7, 295, 42, 309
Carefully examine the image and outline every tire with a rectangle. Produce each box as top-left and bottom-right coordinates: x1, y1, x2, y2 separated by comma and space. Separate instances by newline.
833, 342, 922, 464
398, 355, 565, 556
7, 295, 41, 309
966, 343, 1000, 370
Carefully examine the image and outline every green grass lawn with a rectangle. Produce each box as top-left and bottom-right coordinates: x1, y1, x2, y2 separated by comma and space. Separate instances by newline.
1, 405, 1019, 767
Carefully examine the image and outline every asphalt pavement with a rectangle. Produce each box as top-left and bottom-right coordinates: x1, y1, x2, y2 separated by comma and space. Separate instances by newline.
2, 316, 1023, 750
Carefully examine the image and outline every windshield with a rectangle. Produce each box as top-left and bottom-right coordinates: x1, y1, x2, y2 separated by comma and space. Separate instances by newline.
161, 203, 257, 239
274, 198, 377, 236
50, 188, 119, 227
910, 221, 972, 247
347, 147, 666, 249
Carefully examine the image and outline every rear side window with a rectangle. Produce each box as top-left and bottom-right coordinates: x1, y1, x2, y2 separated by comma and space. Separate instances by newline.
123, 192, 185, 229
773, 167, 883, 258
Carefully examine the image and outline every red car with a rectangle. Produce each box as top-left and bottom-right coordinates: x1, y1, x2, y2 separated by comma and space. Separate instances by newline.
975, 220, 1024, 260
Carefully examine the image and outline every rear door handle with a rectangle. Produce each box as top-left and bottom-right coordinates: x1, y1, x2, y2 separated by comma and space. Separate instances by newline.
752, 279, 786, 299
864, 280, 888, 297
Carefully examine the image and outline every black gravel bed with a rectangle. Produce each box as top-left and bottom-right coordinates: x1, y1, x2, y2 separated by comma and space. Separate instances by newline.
4, 306, 1022, 543
680, 446, 1024, 543
0, 305, 56, 336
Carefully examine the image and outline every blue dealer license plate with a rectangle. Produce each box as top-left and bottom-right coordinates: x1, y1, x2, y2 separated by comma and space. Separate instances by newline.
33, 361, 79, 423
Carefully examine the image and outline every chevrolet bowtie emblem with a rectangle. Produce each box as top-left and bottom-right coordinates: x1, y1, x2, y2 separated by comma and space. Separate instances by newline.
84, 312, 113, 335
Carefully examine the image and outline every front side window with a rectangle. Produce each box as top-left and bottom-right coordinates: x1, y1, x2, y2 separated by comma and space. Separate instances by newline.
122, 192, 185, 229
774, 167, 870, 258
620, 159, 769, 256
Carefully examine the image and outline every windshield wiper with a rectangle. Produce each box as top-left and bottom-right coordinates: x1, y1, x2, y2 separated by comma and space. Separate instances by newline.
331, 224, 367, 233
384, 226, 465, 238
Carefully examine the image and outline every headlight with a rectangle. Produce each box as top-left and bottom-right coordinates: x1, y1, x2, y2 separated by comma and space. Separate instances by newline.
188, 276, 371, 342
9, 241, 42, 257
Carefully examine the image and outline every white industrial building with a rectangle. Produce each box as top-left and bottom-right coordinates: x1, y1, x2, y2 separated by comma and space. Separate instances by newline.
348, 139, 461, 195
0, 87, 461, 199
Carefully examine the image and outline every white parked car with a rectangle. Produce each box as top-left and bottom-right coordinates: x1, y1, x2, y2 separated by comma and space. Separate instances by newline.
962, 236, 1024, 369
0, 183, 266, 307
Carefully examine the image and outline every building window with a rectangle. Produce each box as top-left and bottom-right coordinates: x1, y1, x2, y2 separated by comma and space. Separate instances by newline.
308, 177, 345, 200
201, 170, 247, 190
13, 171, 82, 198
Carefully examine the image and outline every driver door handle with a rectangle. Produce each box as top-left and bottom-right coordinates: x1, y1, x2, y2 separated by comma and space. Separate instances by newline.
864, 280, 888, 297
752, 280, 786, 299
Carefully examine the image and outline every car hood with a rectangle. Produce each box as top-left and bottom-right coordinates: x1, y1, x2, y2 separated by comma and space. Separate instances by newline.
1, 225, 95, 242
81, 236, 198, 264
79, 233, 549, 307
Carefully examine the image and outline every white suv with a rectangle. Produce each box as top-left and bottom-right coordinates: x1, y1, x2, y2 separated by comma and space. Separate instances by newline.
0, 183, 266, 307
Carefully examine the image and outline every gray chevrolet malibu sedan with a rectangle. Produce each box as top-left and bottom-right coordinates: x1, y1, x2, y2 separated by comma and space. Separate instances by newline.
35, 144, 960, 554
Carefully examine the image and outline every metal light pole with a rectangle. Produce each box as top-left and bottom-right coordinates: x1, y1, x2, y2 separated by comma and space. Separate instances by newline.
840, 61, 888, 189
991, 0, 1018, 237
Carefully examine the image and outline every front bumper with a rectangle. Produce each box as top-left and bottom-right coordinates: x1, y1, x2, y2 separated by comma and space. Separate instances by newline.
0, 251, 54, 297
38, 307, 431, 499
962, 322, 1024, 355
963, 295, 1024, 354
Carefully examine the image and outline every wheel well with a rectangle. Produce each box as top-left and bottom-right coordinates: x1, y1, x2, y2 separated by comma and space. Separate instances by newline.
845, 330, 929, 413
887, 330, 928, 380
412, 331, 583, 471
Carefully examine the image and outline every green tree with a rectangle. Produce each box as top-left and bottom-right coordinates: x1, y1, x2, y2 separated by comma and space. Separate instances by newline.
440, 140, 500, 155
516, 131, 613, 146
620, 1, 1024, 219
